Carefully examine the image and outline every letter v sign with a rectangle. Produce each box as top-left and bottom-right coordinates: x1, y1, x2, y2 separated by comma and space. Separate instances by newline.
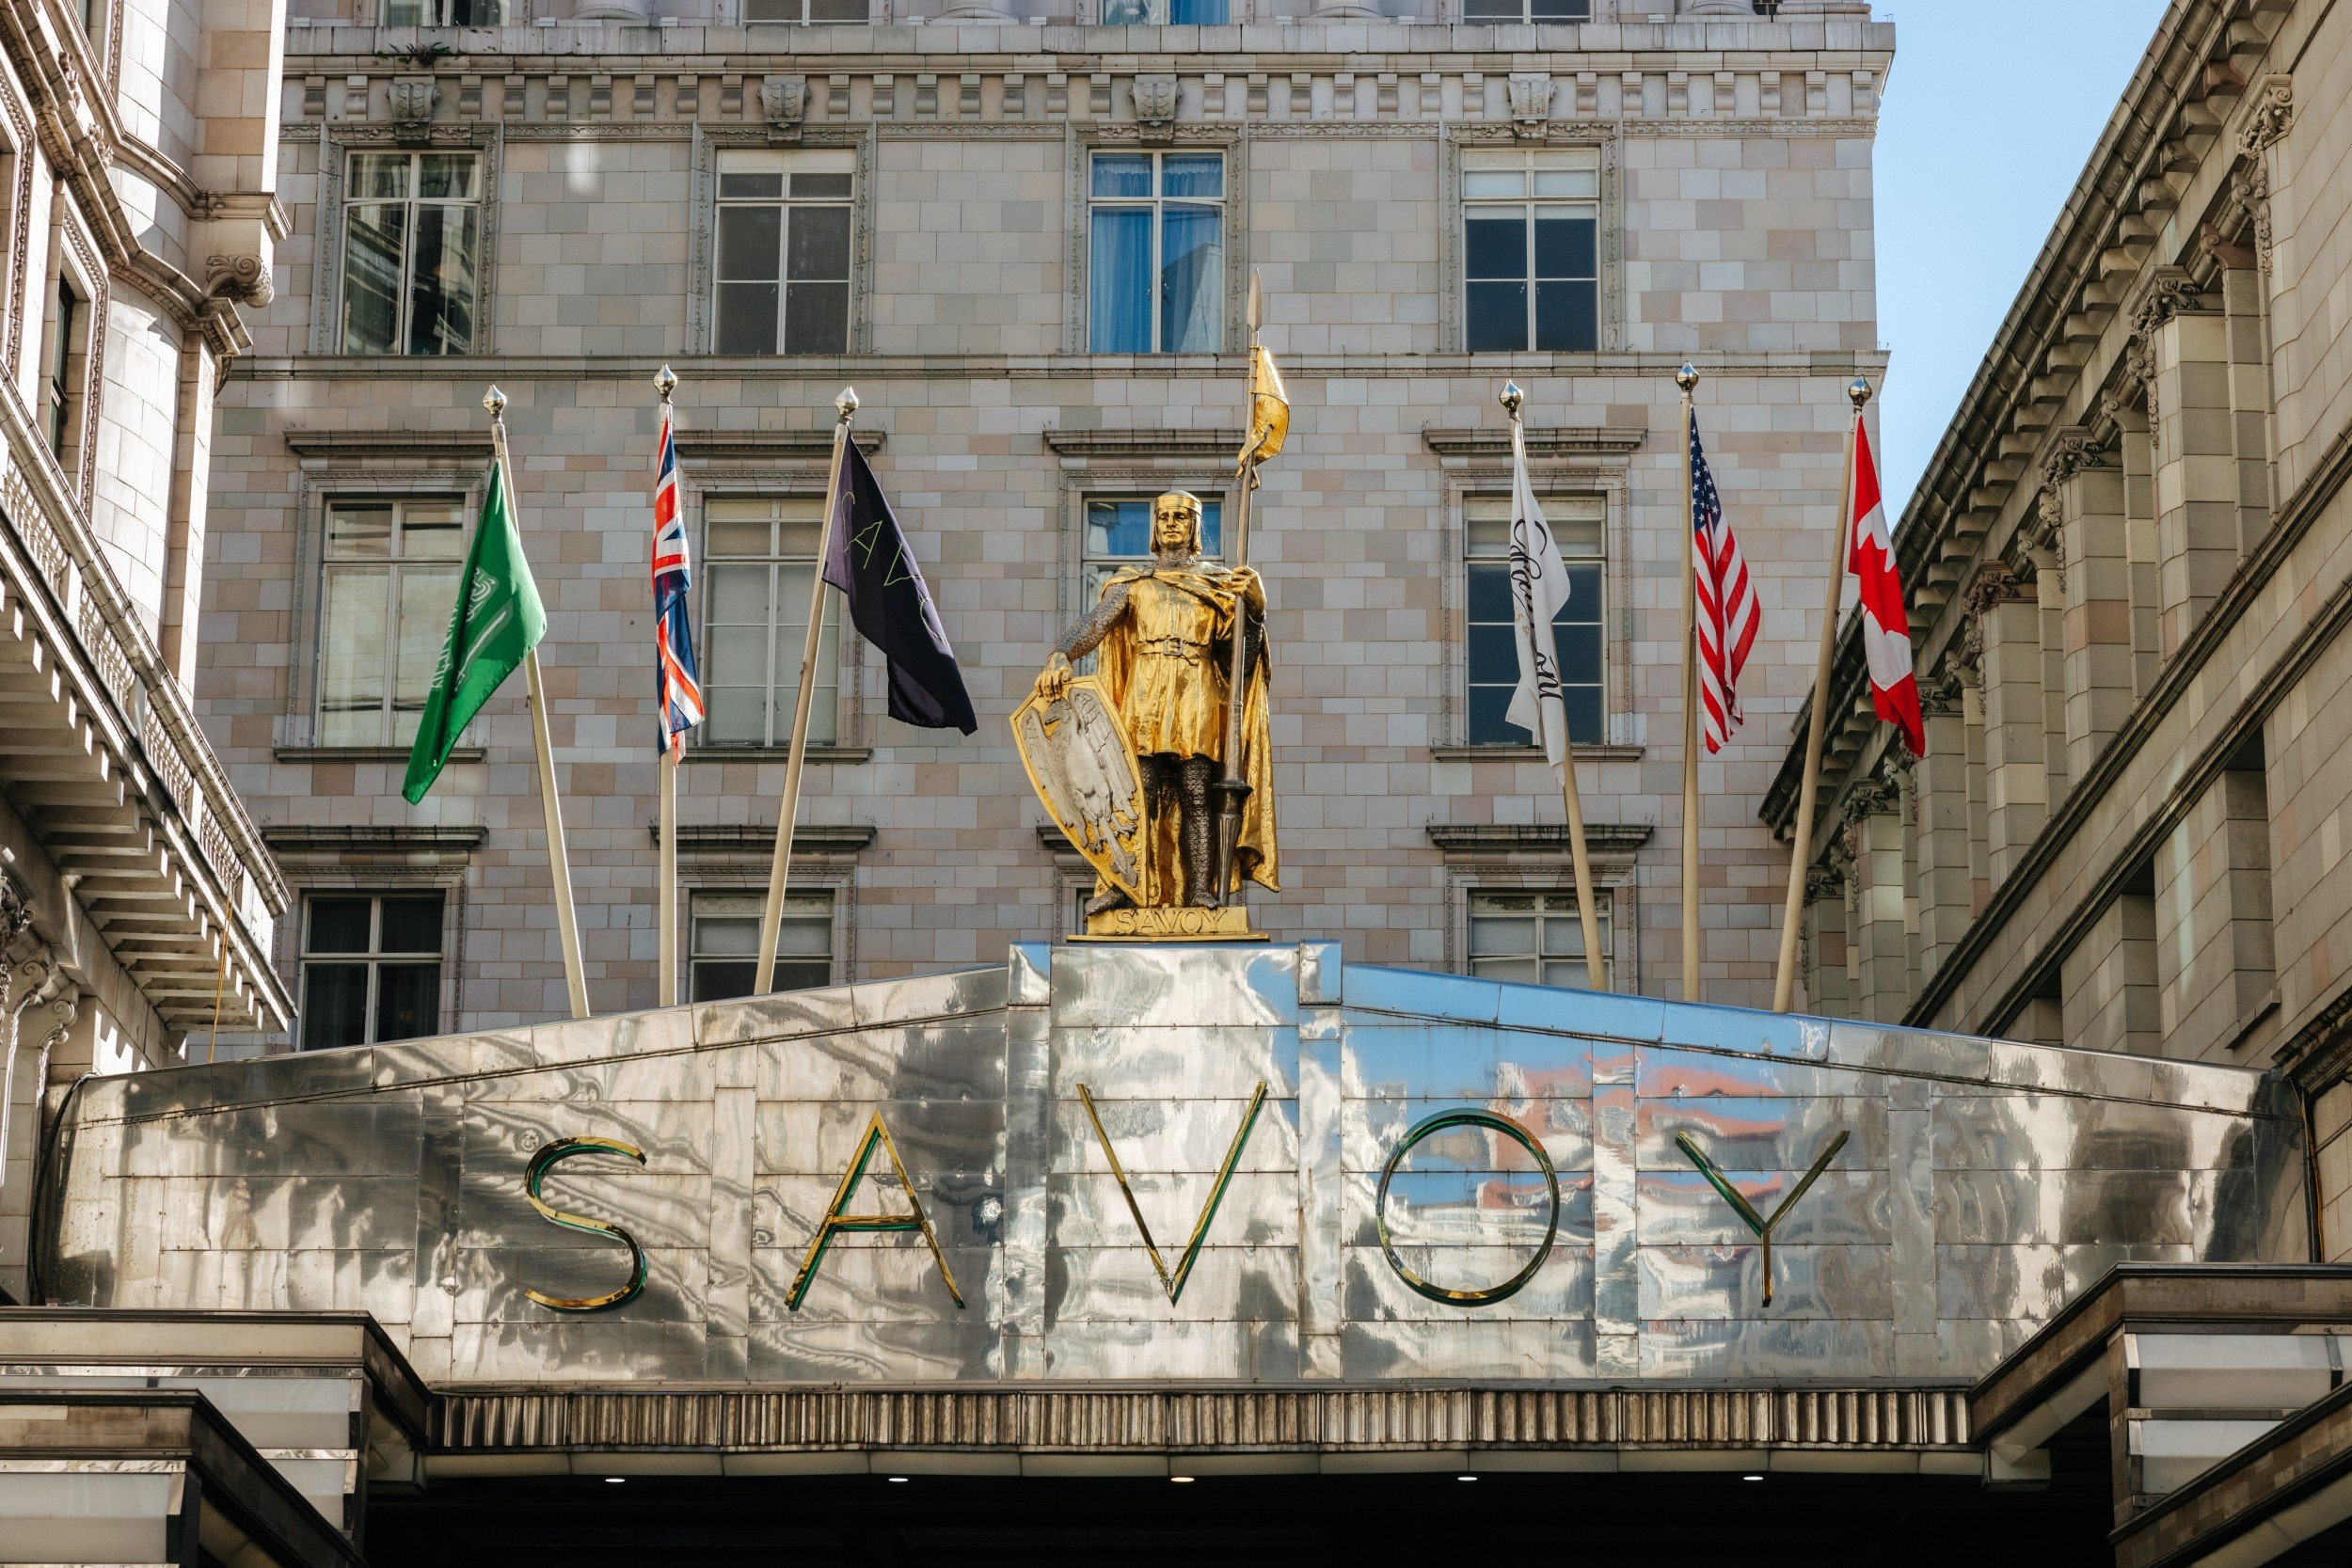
1075, 1081, 1268, 1306
1674, 1129, 1849, 1307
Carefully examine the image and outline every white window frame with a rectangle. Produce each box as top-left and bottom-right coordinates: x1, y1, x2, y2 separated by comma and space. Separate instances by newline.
341, 149, 484, 356
699, 495, 842, 750
1461, 146, 1601, 355
1087, 149, 1227, 356
1467, 888, 1613, 991
297, 890, 449, 1050
711, 148, 856, 356
688, 888, 838, 1000
315, 496, 468, 749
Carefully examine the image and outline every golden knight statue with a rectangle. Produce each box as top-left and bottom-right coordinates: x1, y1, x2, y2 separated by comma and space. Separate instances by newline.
1029, 490, 1279, 922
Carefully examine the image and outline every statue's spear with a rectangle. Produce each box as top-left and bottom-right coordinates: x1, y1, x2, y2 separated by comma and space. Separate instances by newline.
1214, 273, 1288, 904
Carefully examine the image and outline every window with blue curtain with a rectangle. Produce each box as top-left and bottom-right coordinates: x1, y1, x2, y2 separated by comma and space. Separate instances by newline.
1100, 0, 1229, 21
1462, 147, 1599, 354
1089, 151, 1225, 354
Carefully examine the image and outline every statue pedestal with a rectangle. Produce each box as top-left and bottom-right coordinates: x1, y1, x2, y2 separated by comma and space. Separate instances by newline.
1075, 905, 1265, 941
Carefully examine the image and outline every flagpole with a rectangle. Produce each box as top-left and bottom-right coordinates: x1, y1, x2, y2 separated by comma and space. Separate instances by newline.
1677, 365, 1702, 1006
756, 387, 856, 994
486, 386, 591, 1022
1773, 378, 1872, 1014
655, 365, 683, 1010
1213, 271, 1264, 905
1502, 382, 1606, 991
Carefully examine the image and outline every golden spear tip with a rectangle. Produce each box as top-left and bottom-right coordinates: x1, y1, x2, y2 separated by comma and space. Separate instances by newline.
654, 364, 678, 401
834, 387, 859, 420
1847, 377, 1873, 409
483, 385, 507, 419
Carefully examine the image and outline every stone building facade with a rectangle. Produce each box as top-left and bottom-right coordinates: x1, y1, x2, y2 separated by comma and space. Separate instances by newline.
1765, 0, 2352, 1247
0, 0, 294, 1302
212, 0, 1890, 1045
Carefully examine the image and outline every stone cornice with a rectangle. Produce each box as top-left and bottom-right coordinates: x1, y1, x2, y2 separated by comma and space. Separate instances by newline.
1420, 425, 1645, 461
262, 825, 490, 853
647, 823, 878, 852
1423, 822, 1653, 855
283, 429, 497, 461
672, 429, 885, 461
1042, 427, 1242, 460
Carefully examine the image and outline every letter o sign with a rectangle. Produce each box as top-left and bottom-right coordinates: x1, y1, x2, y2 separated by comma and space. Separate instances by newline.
1375, 1108, 1561, 1307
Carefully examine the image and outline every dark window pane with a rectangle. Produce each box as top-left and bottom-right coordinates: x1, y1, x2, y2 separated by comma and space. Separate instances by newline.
373, 963, 440, 1044
1465, 281, 1528, 353
784, 282, 850, 354
1551, 619, 1603, 677
1168, 0, 1225, 20
791, 172, 853, 198
1468, 621, 1518, 682
807, 0, 866, 17
1563, 685, 1603, 746
1565, 562, 1603, 602
1534, 279, 1597, 352
1159, 204, 1223, 353
406, 204, 477, 356
787, 205, 851, 282
691, 959, 758, 1004
716, 282, 780, 354
1466, 683, 1518, 745
301, 963, 368, 1050
718, 171, 784, 200
341, 204, 405, 355
1530, 0, 1587, 18
1464, 214, 1525, 280
379, 893, 445, 955
1463, 0, 1518, 16
1534, 214, 1597, 279
308, 897, 373, 955
772, 958, 832, 992
1466, 562, 1514, 624
717, 205, 783, 282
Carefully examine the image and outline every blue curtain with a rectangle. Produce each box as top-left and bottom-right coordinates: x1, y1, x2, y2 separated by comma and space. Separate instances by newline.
1159, 204, 1222, 354
1090, 207, 1152, 353
1168, 0, 1226, 22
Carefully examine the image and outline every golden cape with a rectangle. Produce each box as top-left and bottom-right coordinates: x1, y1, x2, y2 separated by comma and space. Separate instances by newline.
1093, 563, 1279, 901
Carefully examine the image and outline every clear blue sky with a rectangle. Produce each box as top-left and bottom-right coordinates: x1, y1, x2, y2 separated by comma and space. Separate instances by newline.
1876, 0, 2173, 515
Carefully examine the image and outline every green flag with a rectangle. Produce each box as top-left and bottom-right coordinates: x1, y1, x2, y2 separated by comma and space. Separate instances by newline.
404, 458, 547, 803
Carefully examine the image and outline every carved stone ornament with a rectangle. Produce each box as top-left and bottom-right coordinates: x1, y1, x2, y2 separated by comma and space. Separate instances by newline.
1132, 75, 1179, 137
388, 76, 439, 135
2131, 268, 2212, 340
2239, 74, 2293, 157
1947, 624, 1984, 688
2233, 161, 2276, 276
1916, 672, 1962, 720
2040, 428, 2106, 491
760, 74, 806, 139
1507, 74, 1556, 141
1961, 559, 2029, 620
1804, 863, 1845, 906
204, 254, 276, 309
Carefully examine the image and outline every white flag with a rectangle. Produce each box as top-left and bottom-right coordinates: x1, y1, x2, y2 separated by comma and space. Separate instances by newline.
1503, 427, 1572, 773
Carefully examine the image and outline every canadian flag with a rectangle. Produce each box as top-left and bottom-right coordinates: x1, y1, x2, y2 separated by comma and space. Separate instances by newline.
1848, 419, 1925, 756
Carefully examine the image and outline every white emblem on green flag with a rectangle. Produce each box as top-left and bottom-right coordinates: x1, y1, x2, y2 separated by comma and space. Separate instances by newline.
404, 458, 547, 803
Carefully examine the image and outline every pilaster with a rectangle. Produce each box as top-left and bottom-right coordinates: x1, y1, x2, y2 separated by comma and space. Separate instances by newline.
1969, 562, 2046, 886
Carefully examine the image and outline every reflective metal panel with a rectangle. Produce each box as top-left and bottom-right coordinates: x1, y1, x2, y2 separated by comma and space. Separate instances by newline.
46, 944, 2305, 1390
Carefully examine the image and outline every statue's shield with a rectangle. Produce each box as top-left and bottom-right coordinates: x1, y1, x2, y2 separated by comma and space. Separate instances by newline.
1010, 676, 1148, 906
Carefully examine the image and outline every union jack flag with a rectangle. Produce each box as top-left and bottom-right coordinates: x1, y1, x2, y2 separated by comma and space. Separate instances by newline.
1690, 410, 1758, 754
650, 404, 704, 752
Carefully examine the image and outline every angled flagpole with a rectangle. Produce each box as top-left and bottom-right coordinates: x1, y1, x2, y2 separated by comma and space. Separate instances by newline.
1500, 381, 1604, 990
1677, 364, 1702, 1005
1774, 378, 1872, 1014
756, 388, 857, 994
486, 387, 590, 1021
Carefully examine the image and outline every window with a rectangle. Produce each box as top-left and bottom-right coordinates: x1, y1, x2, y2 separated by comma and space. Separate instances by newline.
1465, 492, 1604, 746
1100, 0, 1227, 20
690, 891, 834, 1000
1469, 890, 1612, 990
1078, 495, 1224, 674
1089, 151, 1224, 355
317, 498, 466, 747
741, 0, 867, 19
713, 150, 853, 355
39, 275, 79, 460
702, 497, 840, 748
342, 150, 482, 356
300, 892, 445, 1049
1462, 0, 1587, 17
380, 0, 506, 21
1463, 147, 1599, 354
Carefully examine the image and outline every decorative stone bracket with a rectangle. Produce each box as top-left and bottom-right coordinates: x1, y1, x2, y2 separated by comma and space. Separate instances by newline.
1508, 74, 1555, 141
759, 74, 806, 141
388, 76, 439, 139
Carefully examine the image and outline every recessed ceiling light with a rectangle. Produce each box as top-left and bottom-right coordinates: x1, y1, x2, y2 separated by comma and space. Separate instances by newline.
603, 1477, 626, 1484
1457, 1474, 1477, 1482
1742, 1474, 1764, 1482
887, 1476, 910, 1483
1170, 1475, 1196, 1484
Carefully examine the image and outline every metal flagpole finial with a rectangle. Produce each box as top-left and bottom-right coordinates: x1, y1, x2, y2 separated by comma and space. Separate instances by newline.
654, 364, 678, 403
1847, 377, 1873, 409
1499, 380, 1525, 419
484, 385, 508, 420
1675, 364, 1700, 393
834, 387, 859, 422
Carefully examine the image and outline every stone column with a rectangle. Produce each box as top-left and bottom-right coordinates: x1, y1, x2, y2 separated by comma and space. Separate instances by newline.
2032, 547, 2068, 813
2141, 274, 2235, 657
1969, 562, 2047, 885
1844, 779, 1908, 1023
2048, 443, 2135, 781
1956, 640, 1992, 915
1914, 676, 1972, 977
2221, 261, 2274, 554
160, 335, 218, 689
1802, 863, 1850, 1017
2109, 403, 2164, 697
2062, 888, 2160, 1057
2155, 768, 2276, 1058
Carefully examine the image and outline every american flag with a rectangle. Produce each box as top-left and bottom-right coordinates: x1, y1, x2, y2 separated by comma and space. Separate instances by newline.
1690, 410, 1758, 753
650, 404, 704, 752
